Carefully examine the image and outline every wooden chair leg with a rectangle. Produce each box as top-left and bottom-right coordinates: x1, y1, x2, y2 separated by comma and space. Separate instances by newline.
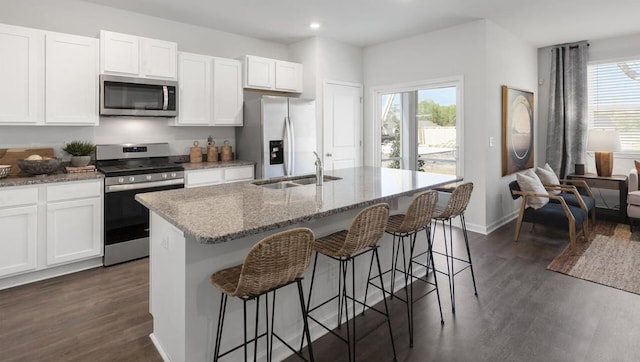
569, 220, 576, 255
514, 201, 526, 241
582, 219, 589, 240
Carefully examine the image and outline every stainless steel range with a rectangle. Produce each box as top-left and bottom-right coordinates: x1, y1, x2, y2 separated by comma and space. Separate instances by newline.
96, 143, 184, 266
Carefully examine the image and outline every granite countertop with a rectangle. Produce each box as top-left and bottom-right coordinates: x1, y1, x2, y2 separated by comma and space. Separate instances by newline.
135, 166, 461, 244
179, 160, 254, 171
0, 160, 253, 187
0, 171, 104, 188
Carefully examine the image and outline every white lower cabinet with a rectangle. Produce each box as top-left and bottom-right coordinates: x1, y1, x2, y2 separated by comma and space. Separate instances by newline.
0, 205, 38, 277
0, 179, 103, 284
185, 165, 254, 188
46, 197, 101, 266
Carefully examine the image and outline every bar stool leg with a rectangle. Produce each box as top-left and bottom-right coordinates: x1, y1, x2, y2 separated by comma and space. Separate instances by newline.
425, 226, 445, 325
374, 248, 398, 361
391, 234, 402, 298
266, 293, 272, 362
461, 214, 478, 296
337, 261, 345, 329
350, 258, 356, 362
254, 295, 261, 362
361, 254, 375, 315
243, 299, 248, 362
296, 279, 314, 362
447, 219, 456, 314
214, 293, 227, 362
340, 259, 352, 361
407, 233, 416, 347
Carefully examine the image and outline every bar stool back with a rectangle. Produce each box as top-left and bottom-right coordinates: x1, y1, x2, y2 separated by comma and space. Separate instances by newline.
211, 227, 315, 362
305, 203, 396, 362
426, 182, 476, 314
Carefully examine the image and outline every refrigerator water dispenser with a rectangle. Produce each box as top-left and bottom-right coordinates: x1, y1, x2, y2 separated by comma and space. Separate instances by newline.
269, 140, 284, 165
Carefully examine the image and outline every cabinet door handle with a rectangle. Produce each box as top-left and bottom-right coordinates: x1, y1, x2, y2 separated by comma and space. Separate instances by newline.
326, 153, 332, 157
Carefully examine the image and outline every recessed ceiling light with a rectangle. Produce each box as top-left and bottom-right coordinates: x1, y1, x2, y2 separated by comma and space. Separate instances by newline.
309, 23, 321, 29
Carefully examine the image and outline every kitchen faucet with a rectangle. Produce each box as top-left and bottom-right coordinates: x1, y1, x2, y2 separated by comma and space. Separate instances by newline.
313, 151, 323, 186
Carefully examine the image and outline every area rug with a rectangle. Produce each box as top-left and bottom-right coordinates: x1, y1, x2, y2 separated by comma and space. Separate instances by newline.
547, 222, 640, 295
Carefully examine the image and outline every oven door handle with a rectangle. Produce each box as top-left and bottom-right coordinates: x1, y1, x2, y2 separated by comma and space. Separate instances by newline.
105, 178, 184, 193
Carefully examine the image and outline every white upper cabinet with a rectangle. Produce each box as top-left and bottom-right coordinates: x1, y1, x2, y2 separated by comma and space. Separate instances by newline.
242, 55, 302, 93
0, 24, 44, 125
178, 52, 211, 125
176, 52, 243, 126
244, 55, 275, 89
141, 38, 177, 79
275, 60, 303, 92
100, 31, 139, 76
100, 30, 177, 80
45, 32, 99, 125
212, 57, 243, 126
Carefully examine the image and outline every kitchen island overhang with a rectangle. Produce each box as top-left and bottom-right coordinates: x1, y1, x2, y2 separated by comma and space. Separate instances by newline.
136, 166, 461, 362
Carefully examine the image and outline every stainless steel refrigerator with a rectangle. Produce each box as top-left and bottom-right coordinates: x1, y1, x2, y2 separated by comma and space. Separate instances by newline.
236, 93, 317, 179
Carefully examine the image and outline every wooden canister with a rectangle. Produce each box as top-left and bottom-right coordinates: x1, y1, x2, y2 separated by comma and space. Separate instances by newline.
207, 143, 218, 162
189, 141, 202, 163
221, 140, 233, 161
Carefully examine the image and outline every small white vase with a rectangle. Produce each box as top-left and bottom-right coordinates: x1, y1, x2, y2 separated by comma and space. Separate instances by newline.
70, 155, 91, 167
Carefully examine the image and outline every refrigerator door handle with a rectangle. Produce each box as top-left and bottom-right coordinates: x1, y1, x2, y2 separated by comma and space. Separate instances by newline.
288, 116, 295, 176
283, 116, 290, 176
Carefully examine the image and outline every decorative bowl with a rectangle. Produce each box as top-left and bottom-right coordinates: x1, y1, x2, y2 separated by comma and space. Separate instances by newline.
0, 165, 10, 179
17, 158, 61, 176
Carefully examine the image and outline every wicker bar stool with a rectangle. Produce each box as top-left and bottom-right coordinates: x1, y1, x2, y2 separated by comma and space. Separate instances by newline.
415, 182, 476, 314
211, 228, 315, 362
304, 203, 397, 362
363, 190, 444, 347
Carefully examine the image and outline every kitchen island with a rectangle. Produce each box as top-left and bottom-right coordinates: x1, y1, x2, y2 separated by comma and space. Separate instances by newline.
136, 166, 460, 362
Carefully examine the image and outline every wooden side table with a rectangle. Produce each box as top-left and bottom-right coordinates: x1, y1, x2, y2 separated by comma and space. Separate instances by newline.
567, 173, 628, 222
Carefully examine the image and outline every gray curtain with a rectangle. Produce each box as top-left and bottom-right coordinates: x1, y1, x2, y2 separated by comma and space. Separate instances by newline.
546, 41, 589, 178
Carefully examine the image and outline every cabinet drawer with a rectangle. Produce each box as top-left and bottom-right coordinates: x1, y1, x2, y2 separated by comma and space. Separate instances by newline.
225, 166, 254, 182
186, 168, 223, 188
0, 187, 38, 208
47, 180, 101, 202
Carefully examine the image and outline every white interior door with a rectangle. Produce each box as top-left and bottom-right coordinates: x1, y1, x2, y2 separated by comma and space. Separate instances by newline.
323, 81, 363, 171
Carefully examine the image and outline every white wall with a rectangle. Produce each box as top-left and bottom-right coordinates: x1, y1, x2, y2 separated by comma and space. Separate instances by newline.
538, 32, 640, 178
289, 37, 363, 157
485, 21, 538, 232
363, 20, 537, 233
0, 0, 288, 158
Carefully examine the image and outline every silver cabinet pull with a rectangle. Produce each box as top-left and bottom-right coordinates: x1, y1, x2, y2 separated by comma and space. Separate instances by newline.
326, 153, 332, 157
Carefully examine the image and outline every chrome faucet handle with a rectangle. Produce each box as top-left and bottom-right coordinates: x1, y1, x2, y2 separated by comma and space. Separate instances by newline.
313, 151, 321, 165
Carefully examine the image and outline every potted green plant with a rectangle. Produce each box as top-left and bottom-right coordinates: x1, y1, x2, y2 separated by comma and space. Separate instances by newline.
62, 141, 95, 167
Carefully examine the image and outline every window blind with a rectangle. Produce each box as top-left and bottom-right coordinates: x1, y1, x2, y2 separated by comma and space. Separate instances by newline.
588, 60, 640, 151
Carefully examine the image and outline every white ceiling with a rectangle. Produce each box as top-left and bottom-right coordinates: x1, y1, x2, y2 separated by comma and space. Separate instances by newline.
84, 0, 640, 47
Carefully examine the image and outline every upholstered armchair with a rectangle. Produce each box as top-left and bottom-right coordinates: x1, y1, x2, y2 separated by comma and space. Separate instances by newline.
509, 180, 589, 254
627, 168, 640, 231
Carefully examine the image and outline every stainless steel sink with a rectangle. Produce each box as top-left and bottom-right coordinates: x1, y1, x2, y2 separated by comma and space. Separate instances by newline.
252, 175, 341, 188
291, 175, 341, 185
260, 182, 300, 189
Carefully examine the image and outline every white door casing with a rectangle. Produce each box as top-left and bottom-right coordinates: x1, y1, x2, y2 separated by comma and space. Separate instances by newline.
323, 81, 363, 171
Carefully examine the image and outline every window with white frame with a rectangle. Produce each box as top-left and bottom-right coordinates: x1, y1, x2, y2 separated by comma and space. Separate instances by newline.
377, 77, 462, 175
588, 59, 640, 151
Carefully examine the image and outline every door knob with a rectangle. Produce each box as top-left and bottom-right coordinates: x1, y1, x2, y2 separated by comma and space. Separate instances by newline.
326, 153, 332, 157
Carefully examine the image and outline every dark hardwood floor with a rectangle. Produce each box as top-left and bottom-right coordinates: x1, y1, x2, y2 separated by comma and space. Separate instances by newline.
2, 220, 639, 361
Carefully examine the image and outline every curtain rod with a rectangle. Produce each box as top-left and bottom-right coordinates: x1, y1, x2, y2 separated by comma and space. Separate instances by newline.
551, 41, 590, 50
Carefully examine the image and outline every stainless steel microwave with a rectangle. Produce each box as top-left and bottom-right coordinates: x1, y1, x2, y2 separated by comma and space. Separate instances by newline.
99, 75, 178, 117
